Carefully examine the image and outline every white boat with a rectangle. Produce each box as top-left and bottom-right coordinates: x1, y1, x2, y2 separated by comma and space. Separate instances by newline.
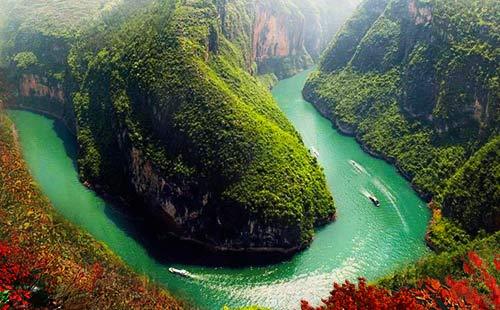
311, 147, 320, 158
168, 267, 192, 278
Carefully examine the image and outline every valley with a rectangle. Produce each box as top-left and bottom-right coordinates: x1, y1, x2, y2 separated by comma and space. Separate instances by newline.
0, 0, 497, 309
8, 69, 429, 309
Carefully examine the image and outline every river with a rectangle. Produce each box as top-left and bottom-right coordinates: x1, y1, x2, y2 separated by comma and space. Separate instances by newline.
8, 69, 430, 309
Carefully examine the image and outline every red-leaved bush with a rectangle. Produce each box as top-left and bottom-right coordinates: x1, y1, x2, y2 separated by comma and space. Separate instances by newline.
301, 252, 500, 310
301, 278, 421, 310
0, 240, 45, 309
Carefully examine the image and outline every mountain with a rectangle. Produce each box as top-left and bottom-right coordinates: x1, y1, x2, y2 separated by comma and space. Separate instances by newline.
251, 0, 360, 79
304, 0, 499, 237
0, 0, 356, 255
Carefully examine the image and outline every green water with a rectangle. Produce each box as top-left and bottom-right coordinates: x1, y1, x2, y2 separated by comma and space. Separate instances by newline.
8, 70, 430, 309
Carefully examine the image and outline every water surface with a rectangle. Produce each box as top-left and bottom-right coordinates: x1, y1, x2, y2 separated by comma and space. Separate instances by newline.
8, 70, 429, 309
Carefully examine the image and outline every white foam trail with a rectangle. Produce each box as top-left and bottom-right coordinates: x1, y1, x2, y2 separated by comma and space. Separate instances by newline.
373, 178, 396, 206
360, 188, 372, 199
222, 258, 362, 310
373, 178, 409, 232
349, 160, 371, 177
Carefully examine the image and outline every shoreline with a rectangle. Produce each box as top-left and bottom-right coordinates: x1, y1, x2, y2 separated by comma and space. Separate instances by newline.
82, 179, 332, 266
0, 110, 186, 309
301, 84, 437, 250
302, 87, 432, 202
6, 104, 77, 135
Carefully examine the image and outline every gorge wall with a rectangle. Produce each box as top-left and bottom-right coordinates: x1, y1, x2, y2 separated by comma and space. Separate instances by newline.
6, 0, 360, 114
215, 0, 359, 80
14, 73, 76, 132
304, 0, 499, 237
0, 0, 338, 256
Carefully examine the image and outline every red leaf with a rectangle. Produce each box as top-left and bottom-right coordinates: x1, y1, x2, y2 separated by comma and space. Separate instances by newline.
463, 261, 473, 275
468, 251, 483, 269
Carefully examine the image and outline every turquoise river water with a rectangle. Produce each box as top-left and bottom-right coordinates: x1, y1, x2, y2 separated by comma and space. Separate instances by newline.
8, 69, 430, 309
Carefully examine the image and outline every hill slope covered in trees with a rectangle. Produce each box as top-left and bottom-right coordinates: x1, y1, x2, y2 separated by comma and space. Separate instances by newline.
0, 0, 337, 254
304, 0, 499, 241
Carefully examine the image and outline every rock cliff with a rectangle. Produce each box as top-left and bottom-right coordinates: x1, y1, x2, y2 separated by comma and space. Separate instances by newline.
250, 0, 359, 79
67, 0, 337, 255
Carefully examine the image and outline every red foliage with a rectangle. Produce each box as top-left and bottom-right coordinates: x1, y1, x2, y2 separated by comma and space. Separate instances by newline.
301, 278, 423, 310
301, 252, 499, 310
469, 252, 484, 269
494, 256, 500, 271
0, 240, 44, 309
89, 262, 104, 293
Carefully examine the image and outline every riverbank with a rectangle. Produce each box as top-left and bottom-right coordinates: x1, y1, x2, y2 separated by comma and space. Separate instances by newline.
0, 111, 185, 309
302, 85, 431, 202
301, 82, 455, 252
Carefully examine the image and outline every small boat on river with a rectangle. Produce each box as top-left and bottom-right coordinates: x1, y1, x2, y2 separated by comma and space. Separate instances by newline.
169, 267, 192, 278
311, 147, 320, 158
368, 195, 381, 207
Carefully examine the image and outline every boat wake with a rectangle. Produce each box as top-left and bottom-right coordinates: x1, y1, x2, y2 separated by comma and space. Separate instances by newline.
349, 160, 371, 176
373, 178, 396, 206
168, 267, 204, 281
372, 179, 409, 232
360, 188, 373, 199
311, 147, 320, 158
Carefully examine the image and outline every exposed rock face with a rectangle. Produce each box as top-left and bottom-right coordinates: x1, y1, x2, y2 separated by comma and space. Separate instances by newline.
19, 74, 64, 102
252, 3, 298, 60
13, 73, 75, 132
7, 0, 337, 258
126, 145, 304, 253
252, 1, 313, 78
408, 0, 432, 25
250, 0, 359, 79
66, 0, 337, 257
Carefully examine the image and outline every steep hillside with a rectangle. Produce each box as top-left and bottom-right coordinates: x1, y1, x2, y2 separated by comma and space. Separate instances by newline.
0, 107, 183, 309
304, 0, 499, 237
440, 137, 499, 235
0, 0, 336, 255
0, 0, 150, 130
215, 0, 359, 80
69, 0, 335, 253
0, 0, 359, 123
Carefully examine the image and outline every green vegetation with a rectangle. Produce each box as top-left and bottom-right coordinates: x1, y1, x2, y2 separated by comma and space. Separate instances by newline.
379, 232, 500, 290
320, 0, 389, 73
13, 52, 38, 70
306, 0, 498, 224
305, 0, 499, 286
257, 73, 279, 90
440, 137, 500, 235
68, 0, 335, 247
425, 207, 471, 253
0, 0, 335, 249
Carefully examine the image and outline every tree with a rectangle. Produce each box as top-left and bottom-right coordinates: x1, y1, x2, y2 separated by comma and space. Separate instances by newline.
13, 52, 38, 70
301, 252, 499, 309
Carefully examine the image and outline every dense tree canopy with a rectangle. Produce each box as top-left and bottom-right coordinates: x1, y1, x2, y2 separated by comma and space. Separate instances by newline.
305, 0, 499, 234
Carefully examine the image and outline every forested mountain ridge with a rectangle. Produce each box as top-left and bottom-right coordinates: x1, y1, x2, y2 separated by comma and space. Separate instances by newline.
304, 0, 499, 239
67, 0, 338, 253
0, 0, 356, 254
